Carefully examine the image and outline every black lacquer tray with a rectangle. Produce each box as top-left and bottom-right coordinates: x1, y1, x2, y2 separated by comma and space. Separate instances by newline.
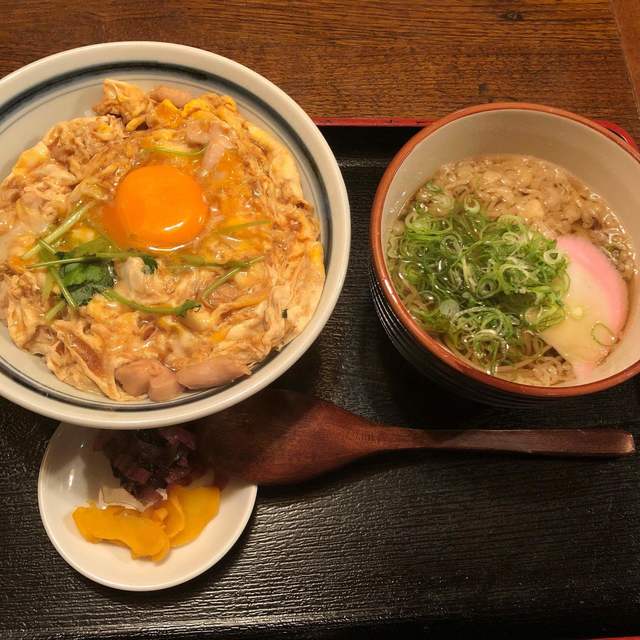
2, 125, 640, 640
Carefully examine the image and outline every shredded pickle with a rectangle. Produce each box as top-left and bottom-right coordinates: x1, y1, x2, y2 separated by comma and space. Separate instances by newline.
387, 184, 569, 374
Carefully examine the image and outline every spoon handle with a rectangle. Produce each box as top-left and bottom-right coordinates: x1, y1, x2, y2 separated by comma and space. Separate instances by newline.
355, 426, 635, 457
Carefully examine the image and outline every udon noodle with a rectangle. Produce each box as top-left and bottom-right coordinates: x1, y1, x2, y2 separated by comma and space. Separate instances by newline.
388, 154, 635, 387
433, 155, 634, 280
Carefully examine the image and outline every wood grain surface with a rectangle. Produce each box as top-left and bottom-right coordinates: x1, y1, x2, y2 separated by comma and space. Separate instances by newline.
612, 0, 640, 113
1, 0, 639, 140
2, 1, 640, 638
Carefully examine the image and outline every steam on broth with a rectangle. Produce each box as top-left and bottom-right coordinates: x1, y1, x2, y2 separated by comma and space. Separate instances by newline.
387, 154, 635, 387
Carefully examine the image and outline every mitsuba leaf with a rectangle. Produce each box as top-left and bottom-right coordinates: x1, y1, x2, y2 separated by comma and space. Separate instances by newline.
141, 255, 158, 274
59, 260, 115, 307
68, 237, 114, 257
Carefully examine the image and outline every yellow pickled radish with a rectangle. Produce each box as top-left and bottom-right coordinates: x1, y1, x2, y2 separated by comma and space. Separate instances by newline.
162, 492, 186, 539
168, 484, 220, 547
72, 504, 170, 561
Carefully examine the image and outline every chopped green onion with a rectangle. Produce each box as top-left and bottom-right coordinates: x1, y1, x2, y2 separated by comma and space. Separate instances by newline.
201, 256, 264, 299
102, 289, 200, 317
388, 192, 568, 374
463, 197, 480, 214
543, 249, 563, 265
22, 202, 93, 260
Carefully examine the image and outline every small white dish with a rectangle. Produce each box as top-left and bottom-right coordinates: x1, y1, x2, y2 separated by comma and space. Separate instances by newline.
38, 422, 257, 591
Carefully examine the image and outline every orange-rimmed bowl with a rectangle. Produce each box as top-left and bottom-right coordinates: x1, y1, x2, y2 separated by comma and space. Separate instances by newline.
370, 103, 640, 406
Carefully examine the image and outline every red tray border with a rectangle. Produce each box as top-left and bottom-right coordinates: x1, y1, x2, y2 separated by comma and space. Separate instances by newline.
313, 116, 638, 152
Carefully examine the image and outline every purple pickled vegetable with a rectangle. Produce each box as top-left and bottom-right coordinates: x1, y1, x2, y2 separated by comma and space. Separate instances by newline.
158, 426, 196, 450
125, 466, 152, 485
95, 425, 201, 502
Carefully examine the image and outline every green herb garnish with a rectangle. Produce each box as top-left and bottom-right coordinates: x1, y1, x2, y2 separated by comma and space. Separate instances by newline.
167, 256, 263, 271
102, 290, 200, 317
388, 189, 569, 374
23, 201, 94, 260
201, 256, 264, 300
48, 263, 77, 309
44, 299, 66, 323
28, 251, 158, 271
141, 255, 158, 274
37, 241, 77, 311
59, 259, 115, 307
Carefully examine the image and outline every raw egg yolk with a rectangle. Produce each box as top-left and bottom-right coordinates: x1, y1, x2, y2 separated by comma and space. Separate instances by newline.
104, 165, 208, 250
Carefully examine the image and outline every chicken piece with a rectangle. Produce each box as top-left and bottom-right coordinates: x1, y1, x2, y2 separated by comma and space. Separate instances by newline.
148, 368, 183, 402
115, 359, 161, 395
115, 257, 208, 307
0, 273, 9, 320
202, 125, 234, 170
149, 85, 193, 108
176, 357, 250, 389
115, 358, 183, 402
185, 120, 212, 145
184, 120, 233, 169
93, 79, 152, 124
116, 257, 149, 298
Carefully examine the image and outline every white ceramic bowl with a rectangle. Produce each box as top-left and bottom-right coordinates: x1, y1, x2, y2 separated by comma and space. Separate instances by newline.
39, 422, 257, 591
0, 42, 350, 427
371, 103, 640, 405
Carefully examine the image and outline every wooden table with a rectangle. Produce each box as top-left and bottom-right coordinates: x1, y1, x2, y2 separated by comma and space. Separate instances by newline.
2, 0, 639, 135
2, 2, 640, 639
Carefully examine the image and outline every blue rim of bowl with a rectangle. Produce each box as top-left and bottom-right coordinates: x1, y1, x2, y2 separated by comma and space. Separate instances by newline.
0, 61, 332, 411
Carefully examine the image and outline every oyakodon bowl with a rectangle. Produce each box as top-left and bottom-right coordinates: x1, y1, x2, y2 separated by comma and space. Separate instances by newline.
0, 42, 350, 428
370, 103, 640, 407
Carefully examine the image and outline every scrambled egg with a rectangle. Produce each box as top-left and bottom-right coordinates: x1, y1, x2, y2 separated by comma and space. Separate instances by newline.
0, 80, 324, 401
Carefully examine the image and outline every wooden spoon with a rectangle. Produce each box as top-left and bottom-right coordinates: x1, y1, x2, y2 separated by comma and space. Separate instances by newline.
196, 389, 635, 485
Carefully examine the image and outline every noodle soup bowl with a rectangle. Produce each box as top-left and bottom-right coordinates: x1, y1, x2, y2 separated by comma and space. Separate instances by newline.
371, 103, 640, 406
